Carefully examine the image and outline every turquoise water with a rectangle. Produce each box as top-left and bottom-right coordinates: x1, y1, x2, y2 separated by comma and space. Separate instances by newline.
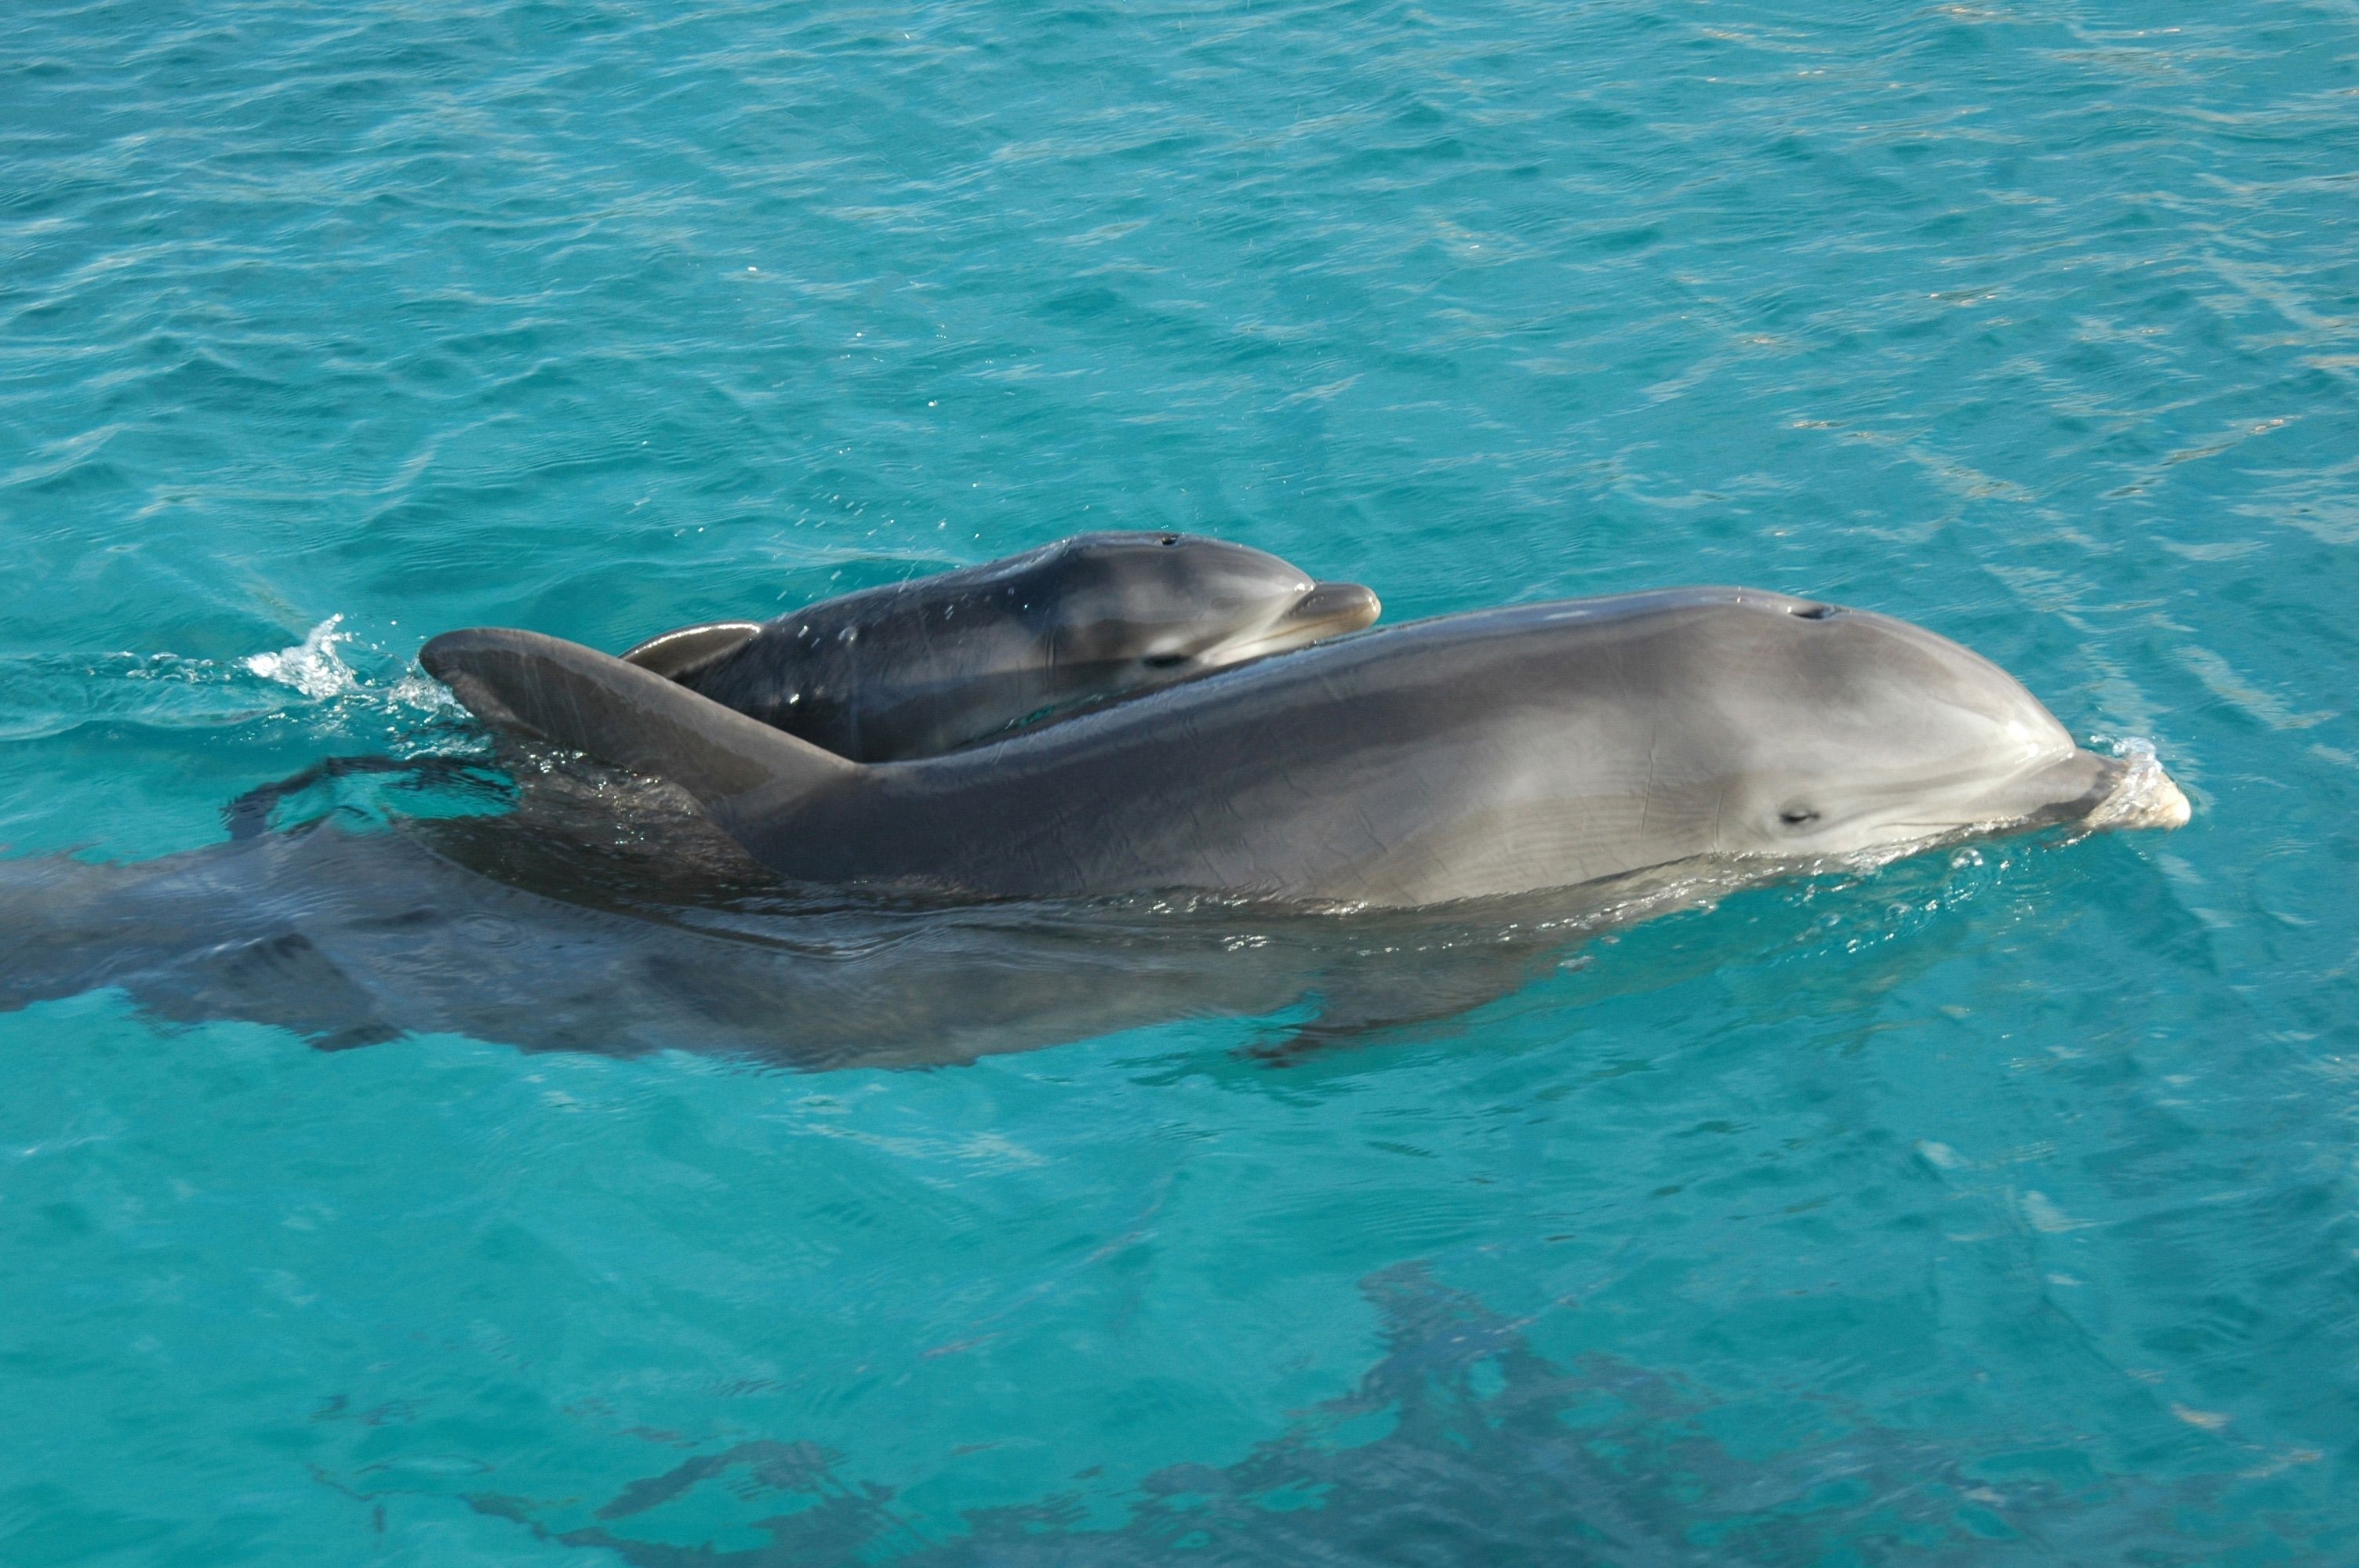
5, 0, 2357, 1559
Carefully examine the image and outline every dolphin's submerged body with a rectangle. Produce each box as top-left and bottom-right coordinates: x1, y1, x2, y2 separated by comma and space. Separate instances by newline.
0, 801, 1653, 1068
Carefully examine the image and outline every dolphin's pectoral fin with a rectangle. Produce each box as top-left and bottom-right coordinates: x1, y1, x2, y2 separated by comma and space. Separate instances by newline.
196, 932, 402, 1051
223, 754, 515, 840
1241, 938, 1565, 1064
1245, 1007, 1483, 1065
418, 628, 865, 833
618, 621, 764, 681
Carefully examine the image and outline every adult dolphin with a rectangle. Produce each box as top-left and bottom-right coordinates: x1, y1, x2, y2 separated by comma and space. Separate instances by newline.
618, 532, 1381, 761
420, 586, 2189, 909
0, 807, 1613, 1067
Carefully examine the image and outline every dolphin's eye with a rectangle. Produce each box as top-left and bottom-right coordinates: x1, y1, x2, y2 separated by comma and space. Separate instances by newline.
1779, 807, 1821, 828
1159, 534, 1180, 546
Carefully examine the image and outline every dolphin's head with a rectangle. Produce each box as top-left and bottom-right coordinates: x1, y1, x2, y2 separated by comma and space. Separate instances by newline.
1660, 591, 2188, 862
1029, 532, 1380, 677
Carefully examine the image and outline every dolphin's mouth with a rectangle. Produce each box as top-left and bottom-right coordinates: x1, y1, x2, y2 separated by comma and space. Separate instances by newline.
1217, 579, 1382, 661
1854, 742, 2190, 854
2075, 740, 2192, 830
1917, 744, 2192, 837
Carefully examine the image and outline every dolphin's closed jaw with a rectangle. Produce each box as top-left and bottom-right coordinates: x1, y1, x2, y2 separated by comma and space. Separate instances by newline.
1212, 579, 1381, 662
1289, 579, 1382, 634
2079, 747, 2194, 831
2130, 773, 2194, 829
1984, 746, 2191, 833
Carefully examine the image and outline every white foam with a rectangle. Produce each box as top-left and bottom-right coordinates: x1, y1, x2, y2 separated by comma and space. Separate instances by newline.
2083, 735, 2192, 831
244, 615, 358, 699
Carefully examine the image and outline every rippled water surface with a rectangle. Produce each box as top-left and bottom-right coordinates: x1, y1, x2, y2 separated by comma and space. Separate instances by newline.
5, 0, 2357, 1561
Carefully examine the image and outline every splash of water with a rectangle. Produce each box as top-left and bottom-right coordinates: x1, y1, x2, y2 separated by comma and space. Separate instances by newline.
243, 615, 358, 700
2084, 736, 2194, 832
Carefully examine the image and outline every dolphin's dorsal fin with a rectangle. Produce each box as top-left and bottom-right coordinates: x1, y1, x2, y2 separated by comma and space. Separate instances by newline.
617, 620, 764, 681
420, 628, 860, 821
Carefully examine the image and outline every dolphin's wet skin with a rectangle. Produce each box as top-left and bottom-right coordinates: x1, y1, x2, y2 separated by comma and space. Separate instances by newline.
420, 588, 2189, 911
617, 532, 1383, 762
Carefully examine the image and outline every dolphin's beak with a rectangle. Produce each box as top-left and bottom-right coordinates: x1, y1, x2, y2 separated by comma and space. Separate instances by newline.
2006, 746, 2192, 832
2079, 749, 2193, 830
1208, 580, 1383, 665
1281, 580, 1383, 640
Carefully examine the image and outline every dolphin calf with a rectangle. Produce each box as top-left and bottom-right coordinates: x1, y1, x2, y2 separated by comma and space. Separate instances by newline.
617, 532, 1381, 761
421, 586, 2189, 910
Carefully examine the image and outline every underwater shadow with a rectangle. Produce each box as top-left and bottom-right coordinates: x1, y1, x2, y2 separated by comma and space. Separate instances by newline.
459, 1264, 2230, 1567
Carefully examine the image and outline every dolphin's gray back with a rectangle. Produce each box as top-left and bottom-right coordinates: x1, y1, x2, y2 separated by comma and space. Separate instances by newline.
742, 592, 1750, 906
616, 542, 1095, 760
683, 593, 1072, 761
635, 532, 1369, 762
433, 591, 1793, 908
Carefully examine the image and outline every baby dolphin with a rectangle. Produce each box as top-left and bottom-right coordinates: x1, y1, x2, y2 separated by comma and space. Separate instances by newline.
423, 586, 2190, 911
617, 532, 1380, 762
